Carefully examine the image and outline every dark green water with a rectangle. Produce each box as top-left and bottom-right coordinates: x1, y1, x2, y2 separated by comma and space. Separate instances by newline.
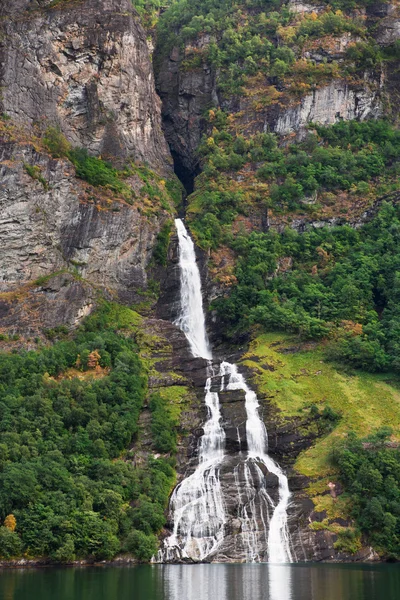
0, 564, 399, 600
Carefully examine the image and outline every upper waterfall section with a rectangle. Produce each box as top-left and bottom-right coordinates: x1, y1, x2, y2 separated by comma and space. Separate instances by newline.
174, 219, 212, 360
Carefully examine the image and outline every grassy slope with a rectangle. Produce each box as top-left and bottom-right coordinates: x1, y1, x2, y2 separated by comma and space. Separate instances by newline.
241, 333, 400, 526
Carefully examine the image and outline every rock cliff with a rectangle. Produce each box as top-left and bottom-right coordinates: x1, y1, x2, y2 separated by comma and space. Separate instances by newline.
0, 0, 176, 338
0, 0, 170, 168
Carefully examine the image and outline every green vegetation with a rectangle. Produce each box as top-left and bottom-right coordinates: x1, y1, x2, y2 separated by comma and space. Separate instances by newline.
244, 333, 400, 555
152, 221, 173, 266
156, 0, 296, 95
24, 164, 49, 190
42, 126, 71, 158
214, 198, 400, 374
155, 0, 394, 98
41, 127, 177, 211
149, 392, 179, 453
242, 333, 400, 476
68, 148, 131, 197
189, 119, 400, 249
0, 303, 175, 562
333, 430, 400, 557
132, 0, 175, 31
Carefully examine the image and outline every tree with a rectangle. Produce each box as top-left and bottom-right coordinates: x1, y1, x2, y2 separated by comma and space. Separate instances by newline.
0, 527, 22, 558
4, 515, 16, 532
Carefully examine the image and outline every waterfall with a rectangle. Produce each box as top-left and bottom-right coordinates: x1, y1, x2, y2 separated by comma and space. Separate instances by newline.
157, 218, 292, 563
220, 362, 292, 563
173, 218, 212, 360
157, 219, 226, 561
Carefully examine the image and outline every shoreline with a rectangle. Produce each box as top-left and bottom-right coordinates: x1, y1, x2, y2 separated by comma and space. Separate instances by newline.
0, 557, 390, 569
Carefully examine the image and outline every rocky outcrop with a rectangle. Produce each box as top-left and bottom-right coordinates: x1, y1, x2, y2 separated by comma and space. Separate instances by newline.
372, 2, 400, 45
274, 79, 382, 136
0, 135, 173, 334
0, 0, 171, 169
0, 0, 179, 338
0, 140, 169, 290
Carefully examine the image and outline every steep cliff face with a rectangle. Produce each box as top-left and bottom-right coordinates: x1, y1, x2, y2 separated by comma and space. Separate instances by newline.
0, 0, 171, 169
0, 134, 171, 332
156, 40, 218, 178
0, 0, 177, 338
154, 0, 399, 190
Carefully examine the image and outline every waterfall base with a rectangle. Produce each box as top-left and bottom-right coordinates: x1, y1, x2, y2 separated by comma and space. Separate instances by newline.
156, 361, 295, 564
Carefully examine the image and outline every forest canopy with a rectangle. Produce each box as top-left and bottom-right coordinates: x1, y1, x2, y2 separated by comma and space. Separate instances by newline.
215, 201, 400, 373
0, 304, 174, 562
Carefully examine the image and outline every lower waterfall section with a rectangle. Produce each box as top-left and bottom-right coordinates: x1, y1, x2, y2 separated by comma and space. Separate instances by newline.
157, 218, 227, 562
156, 218, 293, 563
157, 366, 227, 562
220, 362, 293, 563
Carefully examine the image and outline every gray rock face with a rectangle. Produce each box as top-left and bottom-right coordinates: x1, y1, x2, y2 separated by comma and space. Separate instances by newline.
0, 139, 171, 332
0, 0, 177, 336
0, 0, 171, 169
274, 80, 382, 136
0, 273, 97, 339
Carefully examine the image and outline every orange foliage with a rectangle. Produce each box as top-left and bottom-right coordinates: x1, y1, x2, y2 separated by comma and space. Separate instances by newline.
4, 514, 16, 532
87, 350, 101, 370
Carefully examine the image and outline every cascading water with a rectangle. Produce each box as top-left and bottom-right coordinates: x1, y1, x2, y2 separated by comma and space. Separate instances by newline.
173, 218, 212, 361
157, 218, 293, 563
220, 362, 292, 563
157, 219, 226, 561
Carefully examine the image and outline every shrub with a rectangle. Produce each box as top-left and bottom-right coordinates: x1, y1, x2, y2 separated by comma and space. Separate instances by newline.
42, 127, 71, 158
68, 148, 128, 195
0, 527, 22, 559
149, 393, 177, 453
125, 530, 158, 562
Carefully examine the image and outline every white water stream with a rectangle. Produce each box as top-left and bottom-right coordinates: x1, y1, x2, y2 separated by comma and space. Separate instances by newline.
157, 218, 292, 563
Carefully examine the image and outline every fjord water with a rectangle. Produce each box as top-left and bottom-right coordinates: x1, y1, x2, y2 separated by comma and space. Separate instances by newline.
158, 219, 292, 562
2, 564, 400, 600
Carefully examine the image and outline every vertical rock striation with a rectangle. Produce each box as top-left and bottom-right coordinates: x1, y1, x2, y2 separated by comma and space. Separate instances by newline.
0, 0, 171, 169
0, 0, 175, 336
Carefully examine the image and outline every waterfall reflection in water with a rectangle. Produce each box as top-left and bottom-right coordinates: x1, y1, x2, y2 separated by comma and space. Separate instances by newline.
162, 563, 292, 600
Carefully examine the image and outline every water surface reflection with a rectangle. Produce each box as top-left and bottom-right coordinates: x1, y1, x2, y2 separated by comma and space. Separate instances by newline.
0, 563, 400, 600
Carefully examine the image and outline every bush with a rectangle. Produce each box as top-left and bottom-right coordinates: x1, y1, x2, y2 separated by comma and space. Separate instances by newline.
0, 527, 22, 559
42, 127, 71, 158
149, 393, 177, 453
152, 221, 173, 266
125, 530, 158, 562
332, 430, 400, 556
68, 148, 128, 195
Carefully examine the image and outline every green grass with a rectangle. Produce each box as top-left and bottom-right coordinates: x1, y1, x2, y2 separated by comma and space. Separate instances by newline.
155, 386, 191, 422
84, 302, 142, 331
242, 333, 400, 478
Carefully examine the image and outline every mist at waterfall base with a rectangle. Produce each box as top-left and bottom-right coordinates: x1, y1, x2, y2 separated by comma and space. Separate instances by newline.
2, 564, 400, 600
157, 219, 292, 563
